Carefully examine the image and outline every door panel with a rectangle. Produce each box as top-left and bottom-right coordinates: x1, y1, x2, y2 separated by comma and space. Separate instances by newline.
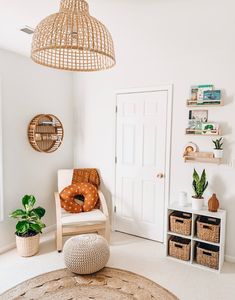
142, 180, 156, 223
121, 177, 134, 219
115, 90, 169, 242
143, 124, 157, 166
122, 125, 135, 165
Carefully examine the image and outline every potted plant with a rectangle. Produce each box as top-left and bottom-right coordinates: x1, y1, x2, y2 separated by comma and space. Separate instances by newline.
213, 137, 223, 158
192, 169, 208, 210
9, 195, 46, 257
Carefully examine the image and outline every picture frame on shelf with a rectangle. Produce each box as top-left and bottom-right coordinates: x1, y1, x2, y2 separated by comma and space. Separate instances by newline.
203, 90, 221, 101
201, 122, 219, 135
188, 110, 208, 131
189, 110, 208, 122
203, 90, 222, 105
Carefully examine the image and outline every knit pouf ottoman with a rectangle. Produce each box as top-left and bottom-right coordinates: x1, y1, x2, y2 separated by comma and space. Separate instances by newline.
64, 234, 110, 275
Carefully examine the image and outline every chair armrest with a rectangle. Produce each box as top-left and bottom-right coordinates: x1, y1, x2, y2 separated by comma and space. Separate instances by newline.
98, 190, 109, 218
55, 192, 62, 226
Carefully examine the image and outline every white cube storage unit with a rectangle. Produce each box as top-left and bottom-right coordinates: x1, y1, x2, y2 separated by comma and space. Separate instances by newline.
166, 203, 226, 273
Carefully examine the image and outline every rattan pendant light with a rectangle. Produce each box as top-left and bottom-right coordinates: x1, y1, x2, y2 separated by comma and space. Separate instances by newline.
31, 0, 115, 71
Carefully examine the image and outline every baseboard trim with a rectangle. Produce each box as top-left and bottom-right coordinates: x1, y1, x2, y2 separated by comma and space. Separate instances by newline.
0, 242, 16, 254
0, 224, 56, 255
225, 255, 235, 263
44, 224, 56, 234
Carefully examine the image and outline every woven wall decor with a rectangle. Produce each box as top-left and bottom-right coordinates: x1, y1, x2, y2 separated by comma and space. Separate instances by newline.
31, 0, 116, 72
28, 114, 64, 153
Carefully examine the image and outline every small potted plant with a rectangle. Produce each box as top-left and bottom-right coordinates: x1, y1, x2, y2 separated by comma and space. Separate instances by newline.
213, 137, 223, 158
9, 195, 46, 257
192, 169, 208, 210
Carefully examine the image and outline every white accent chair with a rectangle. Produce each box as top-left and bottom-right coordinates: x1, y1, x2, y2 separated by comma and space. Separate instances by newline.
55, 169, 110, 252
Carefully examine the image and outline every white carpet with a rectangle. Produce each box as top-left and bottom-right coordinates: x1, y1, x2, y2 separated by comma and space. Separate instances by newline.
0, 232, 235, 300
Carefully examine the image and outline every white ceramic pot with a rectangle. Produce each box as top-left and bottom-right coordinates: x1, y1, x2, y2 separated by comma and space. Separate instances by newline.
191, 197, 204, 210
213, 149, 223, 159
16, 234, 40, 257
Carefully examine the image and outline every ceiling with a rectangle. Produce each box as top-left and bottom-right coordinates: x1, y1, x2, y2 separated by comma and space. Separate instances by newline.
0, 0, 61, 56
0, 0, 96, 57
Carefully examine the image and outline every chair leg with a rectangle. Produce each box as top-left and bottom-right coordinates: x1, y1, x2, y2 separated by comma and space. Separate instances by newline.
98, 224, 110, 244
56, 226, 63, 253
105, 222, 111, 244
98, 229, 106, 239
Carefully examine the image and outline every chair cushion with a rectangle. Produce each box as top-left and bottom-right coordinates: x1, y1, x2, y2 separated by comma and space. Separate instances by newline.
61, 209, 106, 225
60, 182, 99, 213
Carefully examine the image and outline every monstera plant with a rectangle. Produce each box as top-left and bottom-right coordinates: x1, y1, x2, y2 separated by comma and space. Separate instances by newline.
9, 195, 46, 257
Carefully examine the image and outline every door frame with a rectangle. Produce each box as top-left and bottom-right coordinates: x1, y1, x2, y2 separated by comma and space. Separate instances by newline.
113, 85, 173, 243
0, 78, 3, 222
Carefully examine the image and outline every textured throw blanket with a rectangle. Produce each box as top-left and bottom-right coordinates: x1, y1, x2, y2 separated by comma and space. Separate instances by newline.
72, 169, 100, 188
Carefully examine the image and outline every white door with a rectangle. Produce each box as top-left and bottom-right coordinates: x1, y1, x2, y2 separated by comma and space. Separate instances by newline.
114, 89, 171, 242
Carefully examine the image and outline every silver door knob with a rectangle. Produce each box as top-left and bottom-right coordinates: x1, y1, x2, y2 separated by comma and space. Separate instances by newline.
157, 173, 164, 179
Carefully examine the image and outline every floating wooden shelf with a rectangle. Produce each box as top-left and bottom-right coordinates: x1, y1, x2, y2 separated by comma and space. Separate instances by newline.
185, 129, 221, 136
28, 114, 64, 153
184, 155, 222, 165
187, 100, 224, 107
183, 151, 222, 164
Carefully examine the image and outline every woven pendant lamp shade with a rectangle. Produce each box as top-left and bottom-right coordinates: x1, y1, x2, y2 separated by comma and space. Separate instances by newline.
31, 0, 115, 71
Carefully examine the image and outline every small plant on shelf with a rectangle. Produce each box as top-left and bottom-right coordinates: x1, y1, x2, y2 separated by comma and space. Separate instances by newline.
192, 169, 208, 210
212, 137, 223, 159
9, 195, 46, 257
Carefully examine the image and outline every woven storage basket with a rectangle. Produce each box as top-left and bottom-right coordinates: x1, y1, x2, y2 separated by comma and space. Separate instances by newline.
196, 242, 219, 270
169, 236, 191, 261
169, 211, 192, 236
16, 234, 40, 257
197, 216, 220, 243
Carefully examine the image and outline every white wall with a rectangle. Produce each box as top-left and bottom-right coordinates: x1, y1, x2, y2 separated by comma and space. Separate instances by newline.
73, 0, 235, 258
0, 49, 74, 250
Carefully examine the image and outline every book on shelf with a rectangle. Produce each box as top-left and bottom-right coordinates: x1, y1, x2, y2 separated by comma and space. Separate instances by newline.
203, 90, 221, 101
188, 85, 222, 106
197, 85, 213, 103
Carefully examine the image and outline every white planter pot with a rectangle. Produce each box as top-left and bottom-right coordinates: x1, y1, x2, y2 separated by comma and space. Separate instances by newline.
16, 234, 40, 257
191, 197, 204, 210
213, 149, 223, 159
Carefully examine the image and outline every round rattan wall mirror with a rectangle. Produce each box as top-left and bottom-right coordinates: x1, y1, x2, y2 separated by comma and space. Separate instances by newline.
28, 114, 64, 153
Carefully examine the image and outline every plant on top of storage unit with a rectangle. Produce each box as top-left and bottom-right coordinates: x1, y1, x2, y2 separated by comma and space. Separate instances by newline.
192, 169, 208, 199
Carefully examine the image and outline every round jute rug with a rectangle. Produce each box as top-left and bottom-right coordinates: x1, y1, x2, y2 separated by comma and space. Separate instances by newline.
1, 267, 178, 300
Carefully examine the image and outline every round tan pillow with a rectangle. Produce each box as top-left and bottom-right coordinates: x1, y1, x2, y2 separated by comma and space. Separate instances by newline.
60, 182, 99, 213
